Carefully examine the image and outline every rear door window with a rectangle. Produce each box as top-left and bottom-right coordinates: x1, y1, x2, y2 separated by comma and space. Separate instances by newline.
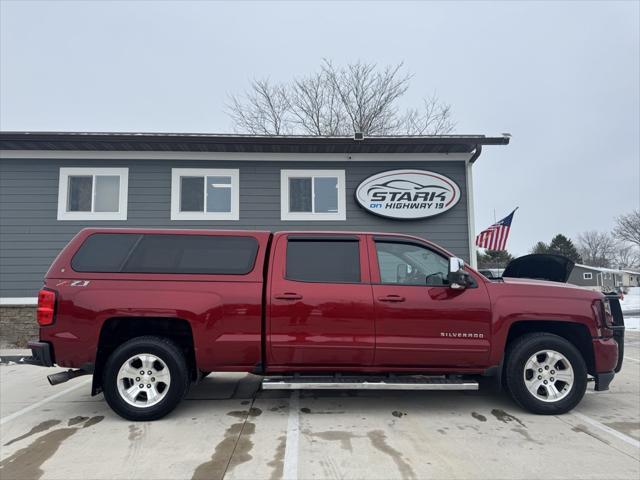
285, 239, 360, 283
72, 233, 258, 275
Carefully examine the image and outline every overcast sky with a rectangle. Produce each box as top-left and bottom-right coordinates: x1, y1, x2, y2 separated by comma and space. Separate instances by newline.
1, 0, 638, 256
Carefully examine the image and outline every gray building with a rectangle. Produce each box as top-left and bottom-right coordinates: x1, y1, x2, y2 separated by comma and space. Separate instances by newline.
0, 132, 509, 304
568, 264, 625, 291
621, 270, 640, 287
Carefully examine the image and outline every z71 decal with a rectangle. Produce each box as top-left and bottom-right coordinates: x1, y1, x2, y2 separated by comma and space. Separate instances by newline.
56, 280, 91, 287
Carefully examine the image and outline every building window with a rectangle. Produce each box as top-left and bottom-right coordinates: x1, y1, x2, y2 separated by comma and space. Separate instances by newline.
583, 272, 593, 280
57, 168, 128, 220
171, 169, 239, 220
281, 169, 346, 221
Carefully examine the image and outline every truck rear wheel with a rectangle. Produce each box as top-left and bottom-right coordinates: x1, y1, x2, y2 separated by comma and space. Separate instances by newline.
505, 332, 587, 415
102, 336, 190, 421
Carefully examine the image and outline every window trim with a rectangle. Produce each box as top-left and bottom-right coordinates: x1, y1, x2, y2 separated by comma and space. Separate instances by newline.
280, 169, 346, 221
583, 272, 593, 280
170, 168, 239, 220
57, 167, 128, 221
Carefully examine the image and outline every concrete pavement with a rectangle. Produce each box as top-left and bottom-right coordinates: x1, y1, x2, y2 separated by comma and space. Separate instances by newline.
1, 334, 639, 480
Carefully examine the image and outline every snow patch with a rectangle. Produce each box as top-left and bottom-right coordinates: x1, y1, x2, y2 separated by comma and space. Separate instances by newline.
620, 287, 640, 313
624, 316, 639, 331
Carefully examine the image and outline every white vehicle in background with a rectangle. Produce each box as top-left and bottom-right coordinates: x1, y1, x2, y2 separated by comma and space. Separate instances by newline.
478, 268, 504, 279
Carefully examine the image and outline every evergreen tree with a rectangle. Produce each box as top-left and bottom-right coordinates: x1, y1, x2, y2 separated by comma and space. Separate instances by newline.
477, 249, 515, 269
547, 234, 582, 263
531, 241, 550, 255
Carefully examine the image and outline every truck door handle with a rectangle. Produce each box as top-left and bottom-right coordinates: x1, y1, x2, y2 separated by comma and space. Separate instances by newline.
274, 293, 303, 300
377, 295, 406, 302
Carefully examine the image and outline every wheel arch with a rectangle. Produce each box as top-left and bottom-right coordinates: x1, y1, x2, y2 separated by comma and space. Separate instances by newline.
92, 317, 197, 395
500, 320, 596, 387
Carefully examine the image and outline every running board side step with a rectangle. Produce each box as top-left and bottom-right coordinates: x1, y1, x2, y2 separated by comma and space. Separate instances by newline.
262, 375, 478, 391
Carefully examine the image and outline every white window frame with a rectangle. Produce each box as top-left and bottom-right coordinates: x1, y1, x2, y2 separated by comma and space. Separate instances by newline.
57, 167, 128, 221
171, 168, 239, 220
281, 169, 346, 221
583, 272, 593, 280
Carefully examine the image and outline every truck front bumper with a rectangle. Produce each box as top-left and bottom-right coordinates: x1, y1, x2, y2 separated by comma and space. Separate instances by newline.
592, 335, 623, 392
594, 371, 615, 391
593, 294, 626, 392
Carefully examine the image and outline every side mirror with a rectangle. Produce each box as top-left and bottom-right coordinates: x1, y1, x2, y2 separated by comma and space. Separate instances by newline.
448, 257, 468, 289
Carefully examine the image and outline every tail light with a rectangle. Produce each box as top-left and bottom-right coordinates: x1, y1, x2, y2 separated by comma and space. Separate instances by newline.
37, 289, 56, 326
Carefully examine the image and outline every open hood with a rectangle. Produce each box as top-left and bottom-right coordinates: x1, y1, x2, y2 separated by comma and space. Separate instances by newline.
502, 254, 575, 283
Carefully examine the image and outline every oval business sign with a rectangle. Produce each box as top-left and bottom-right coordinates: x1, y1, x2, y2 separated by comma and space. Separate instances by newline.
355, 169, 461, 219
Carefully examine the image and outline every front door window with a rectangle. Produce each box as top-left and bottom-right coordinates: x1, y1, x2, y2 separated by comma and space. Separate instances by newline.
376, 241, 449, 286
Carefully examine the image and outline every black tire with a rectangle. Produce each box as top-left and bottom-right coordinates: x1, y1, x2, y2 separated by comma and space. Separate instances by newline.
505, 332, 587, 415
102, 336, 190, 421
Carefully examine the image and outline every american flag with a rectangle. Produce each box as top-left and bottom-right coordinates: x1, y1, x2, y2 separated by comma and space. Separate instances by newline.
475, 209, 517, 251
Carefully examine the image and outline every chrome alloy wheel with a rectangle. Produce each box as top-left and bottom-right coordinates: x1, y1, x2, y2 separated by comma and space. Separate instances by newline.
116, 353, 171, 408
523, 350, 574, 403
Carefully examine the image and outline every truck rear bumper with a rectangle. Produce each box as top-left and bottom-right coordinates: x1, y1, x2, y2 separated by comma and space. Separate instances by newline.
0, 341, 54, 367
28, 341, 55, 367
23, 341, 55, 367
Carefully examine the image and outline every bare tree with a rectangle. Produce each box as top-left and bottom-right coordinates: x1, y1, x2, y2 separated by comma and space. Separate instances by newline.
227, 60, 455, 136
322, 60, 411, 135
227, 79, 291, 135
613, 210, 640, 247
577, 231, 617, 267
612, 242, 640, 269
289, 72, 348, 135
403, 95, 456, 135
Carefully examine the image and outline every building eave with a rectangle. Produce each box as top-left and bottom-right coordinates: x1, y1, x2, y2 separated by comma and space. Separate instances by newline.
0, 131, 510, 156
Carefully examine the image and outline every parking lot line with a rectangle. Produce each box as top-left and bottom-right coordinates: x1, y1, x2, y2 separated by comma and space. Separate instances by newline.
572, 412, 640, 448
623, 356, 640, 363
0, 378, 91, 425
283, 390, 299, 480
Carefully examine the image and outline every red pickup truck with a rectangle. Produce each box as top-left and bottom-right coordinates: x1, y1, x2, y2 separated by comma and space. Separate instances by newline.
23, 229, 624, 421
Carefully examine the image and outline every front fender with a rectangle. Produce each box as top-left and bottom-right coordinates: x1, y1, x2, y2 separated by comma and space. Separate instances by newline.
487, 286, 600, 366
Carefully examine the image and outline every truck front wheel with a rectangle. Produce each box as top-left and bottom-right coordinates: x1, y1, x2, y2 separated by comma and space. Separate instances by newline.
505, 333, 587, 415
102, 336, 190, 421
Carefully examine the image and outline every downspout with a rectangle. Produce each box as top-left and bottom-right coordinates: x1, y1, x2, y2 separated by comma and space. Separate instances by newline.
466, 145, 482, 269
470, 144, 483, 164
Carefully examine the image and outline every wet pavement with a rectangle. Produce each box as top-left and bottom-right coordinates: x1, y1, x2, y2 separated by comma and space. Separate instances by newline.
1, 333, 639, 480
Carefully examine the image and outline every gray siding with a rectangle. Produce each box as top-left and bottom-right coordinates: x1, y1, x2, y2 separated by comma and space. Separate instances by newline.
0, 158, 469, 297
568, 265, 620, 290
568, 266, 599, 287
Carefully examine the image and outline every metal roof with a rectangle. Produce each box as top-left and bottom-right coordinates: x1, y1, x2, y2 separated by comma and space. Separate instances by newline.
0, 131, 510, 156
